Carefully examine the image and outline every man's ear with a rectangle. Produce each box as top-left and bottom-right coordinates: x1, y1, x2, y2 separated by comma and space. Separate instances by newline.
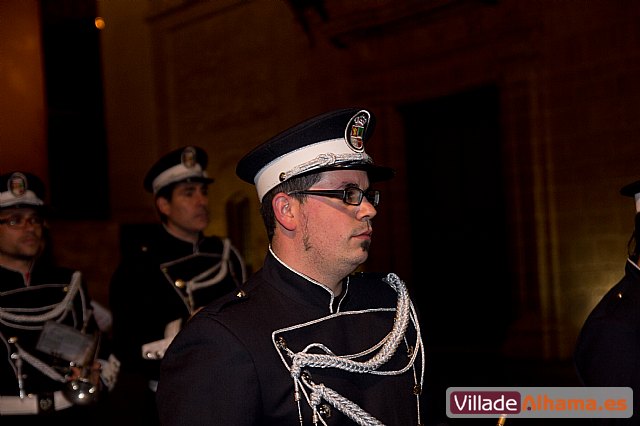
272, 192, 295, 231
156, 196, 171, 216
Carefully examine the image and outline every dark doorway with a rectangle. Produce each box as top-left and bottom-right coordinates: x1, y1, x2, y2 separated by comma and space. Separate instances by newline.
399, 84, 512, 348
40, 0, 109, 219
399, 85, 514, 424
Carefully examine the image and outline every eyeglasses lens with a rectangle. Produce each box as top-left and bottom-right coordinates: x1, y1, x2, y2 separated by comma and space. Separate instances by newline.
344, 188, 379, 207
365, 191, 380, 207
0, 215, 44, 228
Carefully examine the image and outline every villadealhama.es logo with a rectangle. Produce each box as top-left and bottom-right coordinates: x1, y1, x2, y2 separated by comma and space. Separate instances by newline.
446, 387, 632, 419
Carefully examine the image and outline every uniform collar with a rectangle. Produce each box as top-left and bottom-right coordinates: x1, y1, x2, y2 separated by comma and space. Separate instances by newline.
159, 224, 204, 253
264, 248, 348, 314
627, 258, 640, 275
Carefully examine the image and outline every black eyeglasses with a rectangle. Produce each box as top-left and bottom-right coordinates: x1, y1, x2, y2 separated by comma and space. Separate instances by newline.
287, 187, 380, 207
0, 214, 45, 228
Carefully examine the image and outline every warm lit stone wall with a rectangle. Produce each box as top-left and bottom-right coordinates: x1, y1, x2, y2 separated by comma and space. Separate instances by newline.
4, 0, 640, 361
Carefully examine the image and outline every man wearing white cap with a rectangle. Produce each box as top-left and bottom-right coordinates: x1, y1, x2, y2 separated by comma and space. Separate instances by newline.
157, 109, 425, 425
574, 179, 640, 425
108, 146, 247, 425
0, 171, 119, 425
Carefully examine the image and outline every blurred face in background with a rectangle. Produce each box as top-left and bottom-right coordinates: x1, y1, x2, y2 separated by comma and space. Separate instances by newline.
157, 181, 210, 243
0, 207, 45, 264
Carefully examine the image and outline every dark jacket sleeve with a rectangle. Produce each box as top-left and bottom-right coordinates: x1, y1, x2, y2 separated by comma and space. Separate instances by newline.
156, 311, 261, 426
574, 272, 640, 425
228, 241, 248, 287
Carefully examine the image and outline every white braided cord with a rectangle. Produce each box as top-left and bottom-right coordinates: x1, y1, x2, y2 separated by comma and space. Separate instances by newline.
279, 152, 372, 184
273, 272, 424, 425
0, 271, 83, 330
161, 242, 248, 314
15, 341, 67, 382
289, 275, 409, 378
307, 381, 384, 426
187, 239, 231, 291
0, 271, 97, 390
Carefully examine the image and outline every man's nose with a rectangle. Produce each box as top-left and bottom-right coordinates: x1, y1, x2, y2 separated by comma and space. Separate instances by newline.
196, 192, 209, 205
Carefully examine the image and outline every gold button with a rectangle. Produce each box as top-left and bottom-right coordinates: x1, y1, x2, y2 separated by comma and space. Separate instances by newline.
413, 384, 422, 395
236, 290, 246, 298
276, 336, 287, 349
318, 403, 331, 418
175, 279, 185, 288
617, 292, 623, 299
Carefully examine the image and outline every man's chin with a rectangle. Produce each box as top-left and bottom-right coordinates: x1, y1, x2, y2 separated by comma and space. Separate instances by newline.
16, 250, 40, 260
193, 218, 209, 230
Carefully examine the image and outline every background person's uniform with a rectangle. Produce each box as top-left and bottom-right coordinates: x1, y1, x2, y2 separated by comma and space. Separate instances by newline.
574, 259, 640, 425
109, 224, 246, 389
157, 251, 424, 425
108, 145, 247, 425
0, 172, 119, 425
574, 179, 640, 425
0, 264, 118, 425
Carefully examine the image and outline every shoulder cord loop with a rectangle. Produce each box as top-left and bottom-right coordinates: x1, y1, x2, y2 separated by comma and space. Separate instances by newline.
12, 340, 67, 383
0, 271, 85, 329
186, 238, 232, 293
279, 273, 424, 426
161, 239, 248, 314
0, 272, 92, 395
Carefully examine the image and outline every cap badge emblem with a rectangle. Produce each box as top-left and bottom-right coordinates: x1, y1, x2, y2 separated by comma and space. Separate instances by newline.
181, 147, 197, 169
8, 172, 27, 198
346, 111, 369, 152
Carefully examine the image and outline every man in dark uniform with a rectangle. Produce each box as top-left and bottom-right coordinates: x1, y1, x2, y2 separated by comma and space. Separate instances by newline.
108, 145, 247, 425
574, 179, 640, 425
0, 171, 119, 425
157, 108, 425, 425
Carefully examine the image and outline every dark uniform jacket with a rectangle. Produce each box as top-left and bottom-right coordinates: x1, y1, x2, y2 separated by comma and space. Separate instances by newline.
157, 251, 424, 425
574, 259, 640, 425
109, 224, 245, 383
0, 260, 110, 422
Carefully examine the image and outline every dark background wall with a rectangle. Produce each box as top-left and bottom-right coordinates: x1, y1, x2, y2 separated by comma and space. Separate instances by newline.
2, 1, 640, 424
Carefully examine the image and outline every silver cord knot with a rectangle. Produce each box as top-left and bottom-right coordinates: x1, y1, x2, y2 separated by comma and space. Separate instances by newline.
274, 273, 424, 425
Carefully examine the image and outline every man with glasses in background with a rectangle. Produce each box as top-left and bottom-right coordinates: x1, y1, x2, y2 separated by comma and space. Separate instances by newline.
157, 108, 426, 425
0, 171, 119, 425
